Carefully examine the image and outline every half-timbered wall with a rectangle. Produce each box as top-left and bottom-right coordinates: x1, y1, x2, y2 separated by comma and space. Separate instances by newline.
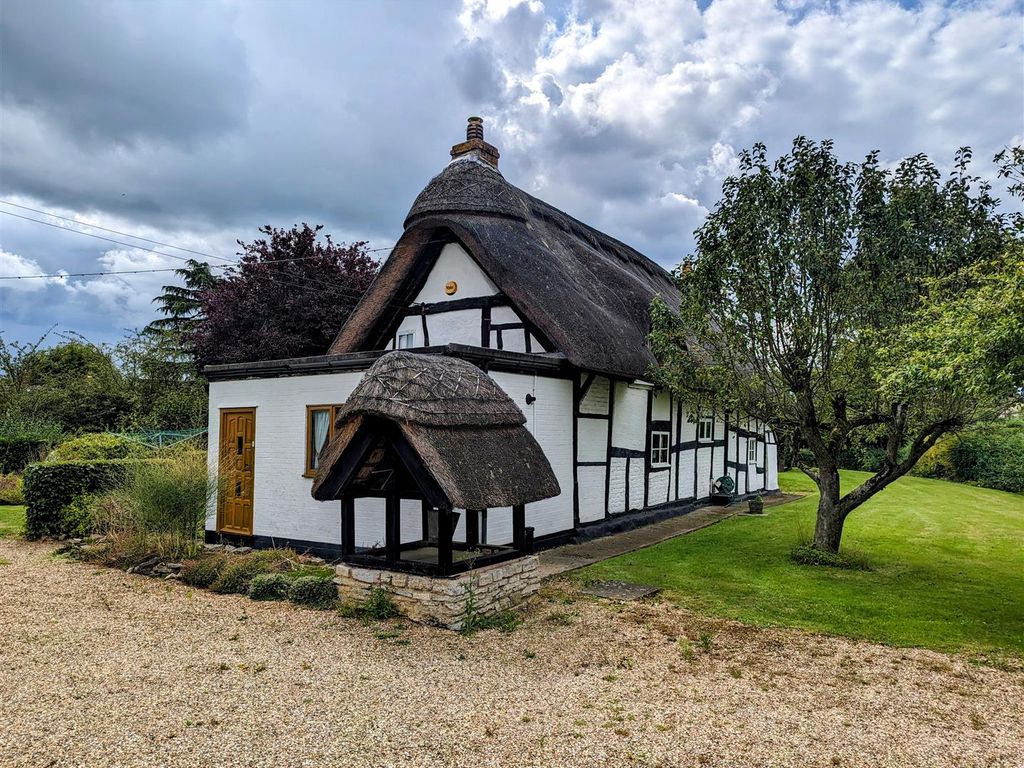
570, 373, 778, 523
386, 242, 546, 353
207, 367, 575, 550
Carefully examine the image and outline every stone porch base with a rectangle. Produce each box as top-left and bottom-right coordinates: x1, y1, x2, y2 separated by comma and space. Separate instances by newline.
334, 555, 540, 631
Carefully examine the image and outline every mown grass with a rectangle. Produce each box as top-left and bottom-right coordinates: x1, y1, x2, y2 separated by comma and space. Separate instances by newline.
581, 471, 1024, 656
0, 505, 26, 538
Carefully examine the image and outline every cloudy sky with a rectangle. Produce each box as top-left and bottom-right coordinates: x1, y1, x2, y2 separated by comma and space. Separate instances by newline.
1, 0, 1021, 346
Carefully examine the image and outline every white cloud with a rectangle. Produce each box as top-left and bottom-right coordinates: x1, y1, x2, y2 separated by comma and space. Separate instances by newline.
0, 248, 63, 291
452, 0, 1024, 265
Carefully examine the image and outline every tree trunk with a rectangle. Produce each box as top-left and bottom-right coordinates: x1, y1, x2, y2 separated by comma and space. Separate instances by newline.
811, 464, 844, 553
812, 496, 845, 553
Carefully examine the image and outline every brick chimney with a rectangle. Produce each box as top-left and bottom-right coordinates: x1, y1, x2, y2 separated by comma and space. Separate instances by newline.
449, 116, 500, 168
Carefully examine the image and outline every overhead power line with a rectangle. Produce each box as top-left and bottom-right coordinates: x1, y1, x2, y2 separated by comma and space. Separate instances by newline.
0, 199, 403, 255
0, 200, 233, 262
0, 265, 233, 280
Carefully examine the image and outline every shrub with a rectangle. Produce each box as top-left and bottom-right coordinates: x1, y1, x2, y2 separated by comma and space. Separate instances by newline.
0, 473, 24, 505
48, 433, 150, 463
790, 544, 871, 571
22, 459, 146, 538
913, 421, 1024, 494
248, 573, 290, 601
63, 494, 98, 538
211, 556, 273, 595
181, 555, 229, 588
0, 436, 52, 474
288, 575, 338, 608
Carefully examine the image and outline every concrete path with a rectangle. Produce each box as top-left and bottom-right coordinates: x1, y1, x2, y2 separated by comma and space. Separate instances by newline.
537, 493, 803, 579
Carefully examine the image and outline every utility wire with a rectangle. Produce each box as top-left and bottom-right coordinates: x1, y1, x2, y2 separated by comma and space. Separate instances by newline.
0, 265, 233, 280
0, 208, 374, 298
0, 200, 406, 255
0, 200, 234, 262
0, 204, 455, 309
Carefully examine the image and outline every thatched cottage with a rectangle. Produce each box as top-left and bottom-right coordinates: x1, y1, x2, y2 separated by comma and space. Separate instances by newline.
205, 117, 779, 575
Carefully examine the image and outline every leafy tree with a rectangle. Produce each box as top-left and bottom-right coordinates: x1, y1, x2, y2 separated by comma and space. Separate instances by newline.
144, 259, 220, 352
8, 336, 132, 432
116, 331, 208, 430
191, 224, 377, 369
650, 138, 1021, 553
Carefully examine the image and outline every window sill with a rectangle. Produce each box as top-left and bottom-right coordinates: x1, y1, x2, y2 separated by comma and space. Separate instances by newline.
302, 471, 317, 479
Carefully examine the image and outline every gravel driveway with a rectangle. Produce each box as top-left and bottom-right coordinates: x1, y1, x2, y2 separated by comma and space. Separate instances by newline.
1, 539, 1021, 768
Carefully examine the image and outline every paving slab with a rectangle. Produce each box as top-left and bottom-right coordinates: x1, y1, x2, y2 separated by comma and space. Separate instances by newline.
581, 580, 661, 601
537, 493, 803, 579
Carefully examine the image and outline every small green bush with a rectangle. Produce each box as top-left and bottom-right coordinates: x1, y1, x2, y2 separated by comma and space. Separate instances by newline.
47, 433, 150, 463
63, 494, 97, 538
211, 556, 273, 595
181, 555, 229, 588
790, 544, 871, 571
288, 575, 338, 608
22, 459, 152, 538
0, 473, 24, 505
248, 573, 290, 601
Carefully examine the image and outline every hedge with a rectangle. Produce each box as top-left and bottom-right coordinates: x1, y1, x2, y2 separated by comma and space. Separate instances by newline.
22, 459, 158, 538
912, 421, 1024, 494
0, 437, 51, 474
47, 433, 149, 463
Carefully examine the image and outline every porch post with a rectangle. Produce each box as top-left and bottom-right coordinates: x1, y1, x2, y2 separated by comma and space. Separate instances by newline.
465, 509, 480, 548
340, 496, 355, 557
512, 503, 526, 552
437, 506, 454, 575
385, 489, 400, 563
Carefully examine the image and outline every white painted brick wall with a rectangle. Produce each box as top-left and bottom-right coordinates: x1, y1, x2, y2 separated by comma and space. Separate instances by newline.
579, 375, 610, 415
648, 471, 670, 506
608, 457, 627, 514
577, 418, 608, 463
577, 465, 606, 523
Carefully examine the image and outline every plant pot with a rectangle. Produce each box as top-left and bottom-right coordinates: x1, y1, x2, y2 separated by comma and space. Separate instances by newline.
747, 498, 764, 514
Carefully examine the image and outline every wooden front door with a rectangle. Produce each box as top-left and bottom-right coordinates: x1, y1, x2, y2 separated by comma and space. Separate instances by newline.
218, 408, 256, 536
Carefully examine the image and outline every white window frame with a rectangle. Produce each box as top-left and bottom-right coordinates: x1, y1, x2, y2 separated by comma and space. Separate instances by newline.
397, 330, 415, 349
650, 431, 670, 467
747, 438, 758, 463
697, 415, 714, 441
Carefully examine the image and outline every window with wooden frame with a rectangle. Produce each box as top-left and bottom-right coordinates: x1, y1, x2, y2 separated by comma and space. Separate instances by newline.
305, 404, 342, 477
650, 431, 670, 467
397, 330, 415, 349
747, 438, 758, 463
697, 415, 714, 441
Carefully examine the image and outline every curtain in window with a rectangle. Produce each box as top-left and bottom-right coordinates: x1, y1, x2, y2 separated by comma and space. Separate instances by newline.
311, 409, 331, 470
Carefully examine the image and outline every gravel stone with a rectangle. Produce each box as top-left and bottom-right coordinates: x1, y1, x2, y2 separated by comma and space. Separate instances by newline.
0, 539, 1020, 768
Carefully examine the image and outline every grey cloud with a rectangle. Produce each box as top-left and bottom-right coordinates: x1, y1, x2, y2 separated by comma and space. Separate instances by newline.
0, 0, 250, 148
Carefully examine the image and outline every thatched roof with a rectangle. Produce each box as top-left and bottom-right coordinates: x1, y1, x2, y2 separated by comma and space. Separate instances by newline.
312, 352, 560, 510
329, 155, 680, 380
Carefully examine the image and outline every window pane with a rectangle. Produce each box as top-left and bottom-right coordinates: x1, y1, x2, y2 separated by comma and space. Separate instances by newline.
397, 332, 415, 349
310, 408, 331, 470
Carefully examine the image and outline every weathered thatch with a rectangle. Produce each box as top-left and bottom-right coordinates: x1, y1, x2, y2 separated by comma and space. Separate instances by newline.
329, 157, 680, 380
332, 350, 526, 428
312, 352, 560, 510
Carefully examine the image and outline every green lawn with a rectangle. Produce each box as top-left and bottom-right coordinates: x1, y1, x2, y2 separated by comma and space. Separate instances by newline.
0, 505, 26, 539
581, 471, 1024, 656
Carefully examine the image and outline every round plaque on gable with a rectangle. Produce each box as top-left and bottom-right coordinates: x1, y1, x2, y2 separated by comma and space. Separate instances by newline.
444, 280, 458, 295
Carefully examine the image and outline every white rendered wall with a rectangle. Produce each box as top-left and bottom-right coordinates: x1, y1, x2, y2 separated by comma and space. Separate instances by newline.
414, 242, 497, 303
207, 372, 364, 545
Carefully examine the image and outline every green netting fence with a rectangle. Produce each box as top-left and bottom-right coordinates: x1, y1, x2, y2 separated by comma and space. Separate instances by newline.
115, 428, 207, 449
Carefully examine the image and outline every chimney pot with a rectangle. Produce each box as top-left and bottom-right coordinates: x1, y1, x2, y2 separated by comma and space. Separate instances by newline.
449, 116, 500, 169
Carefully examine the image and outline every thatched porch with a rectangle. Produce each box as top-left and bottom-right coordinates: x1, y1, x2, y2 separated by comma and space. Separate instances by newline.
312, 352, 559, 577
